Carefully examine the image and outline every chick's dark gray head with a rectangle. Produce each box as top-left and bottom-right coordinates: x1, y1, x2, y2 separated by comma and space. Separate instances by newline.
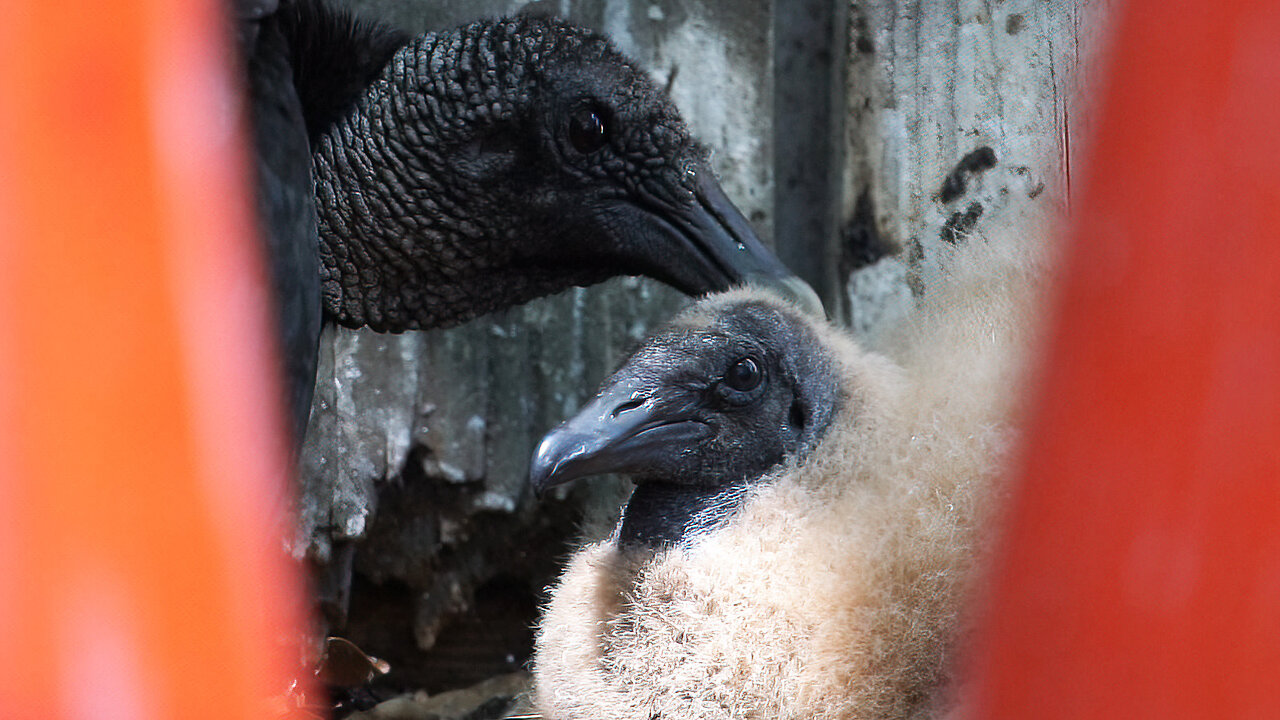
530, 293, 840, 497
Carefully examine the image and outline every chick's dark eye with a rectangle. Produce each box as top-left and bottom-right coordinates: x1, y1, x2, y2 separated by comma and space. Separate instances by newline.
568, 105, 609, 154
724, 357, 762, 392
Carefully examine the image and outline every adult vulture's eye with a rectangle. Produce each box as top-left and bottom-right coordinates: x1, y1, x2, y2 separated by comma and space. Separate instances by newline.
568, 105, 609, 154
724, 357, 762, 392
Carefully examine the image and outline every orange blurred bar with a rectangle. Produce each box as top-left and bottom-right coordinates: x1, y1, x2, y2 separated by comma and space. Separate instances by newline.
965, 0, 1280, 717
0, 0, 310, 717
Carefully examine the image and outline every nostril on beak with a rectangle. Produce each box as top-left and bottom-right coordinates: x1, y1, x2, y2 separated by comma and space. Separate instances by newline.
612, 397, 647, 418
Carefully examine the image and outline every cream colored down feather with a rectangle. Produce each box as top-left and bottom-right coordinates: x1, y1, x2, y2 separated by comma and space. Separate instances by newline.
533, 221, 1052, 720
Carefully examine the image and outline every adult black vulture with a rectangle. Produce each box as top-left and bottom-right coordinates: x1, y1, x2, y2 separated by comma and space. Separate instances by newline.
231, 0, 816, 444
528, 224, 1046, 718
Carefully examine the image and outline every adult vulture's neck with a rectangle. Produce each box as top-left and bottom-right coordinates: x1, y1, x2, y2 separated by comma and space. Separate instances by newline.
309, 27, 561, 333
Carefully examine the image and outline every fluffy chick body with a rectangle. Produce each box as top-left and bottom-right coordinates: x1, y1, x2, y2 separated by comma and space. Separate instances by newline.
534, 229, 1046, 719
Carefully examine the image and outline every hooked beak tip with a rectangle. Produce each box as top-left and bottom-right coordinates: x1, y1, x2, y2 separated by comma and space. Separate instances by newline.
529, 428, 590, 500
684, 169, 825, 316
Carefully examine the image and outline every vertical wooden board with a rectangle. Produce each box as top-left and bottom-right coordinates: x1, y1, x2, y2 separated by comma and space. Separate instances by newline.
773, 0, 850, 307
840, 0, 1112, 343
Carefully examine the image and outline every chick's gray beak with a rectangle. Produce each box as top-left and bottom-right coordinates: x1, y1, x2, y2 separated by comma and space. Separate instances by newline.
529, 378, 712, 498
656, 167, 825, 318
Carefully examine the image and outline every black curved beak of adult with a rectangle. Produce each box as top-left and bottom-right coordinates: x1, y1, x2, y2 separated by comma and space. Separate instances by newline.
633, 167, 824, 317
529, 378, 711, 498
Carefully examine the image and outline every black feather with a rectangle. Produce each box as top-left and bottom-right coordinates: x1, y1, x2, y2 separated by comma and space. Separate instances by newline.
276, 0, 410, 142
239, 1, 323, 446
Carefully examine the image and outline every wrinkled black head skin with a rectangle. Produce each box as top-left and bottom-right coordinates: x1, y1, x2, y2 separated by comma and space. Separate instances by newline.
397, 18, 707, 288
530, 295, 841, 547
311, 14, 802, 331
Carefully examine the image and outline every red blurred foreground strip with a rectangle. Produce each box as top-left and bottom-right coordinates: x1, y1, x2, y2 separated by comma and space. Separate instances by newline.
965, 0, 1280, 717
0, 0, 311, 718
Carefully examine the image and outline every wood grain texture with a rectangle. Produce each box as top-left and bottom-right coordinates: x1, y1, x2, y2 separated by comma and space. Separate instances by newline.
841, 0, 1111, 343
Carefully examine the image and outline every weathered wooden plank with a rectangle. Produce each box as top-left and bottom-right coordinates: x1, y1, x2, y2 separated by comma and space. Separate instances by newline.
841, 0, 1112, 345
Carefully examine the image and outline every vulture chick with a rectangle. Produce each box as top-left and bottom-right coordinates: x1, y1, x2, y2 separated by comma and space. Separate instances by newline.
232, 0, 814, 443
528, 230, 1046, 719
